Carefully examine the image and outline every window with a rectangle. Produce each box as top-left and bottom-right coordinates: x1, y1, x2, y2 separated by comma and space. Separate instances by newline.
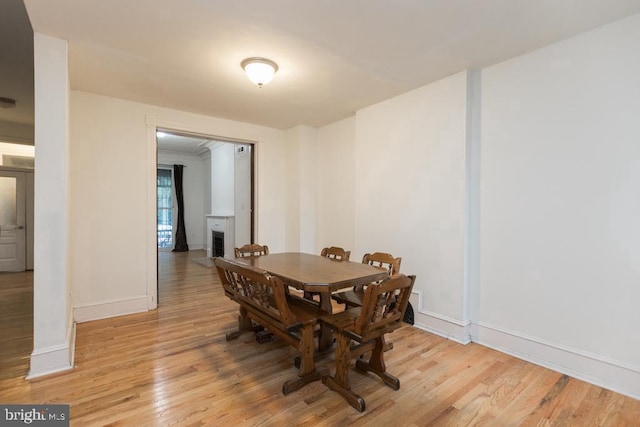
157, 168, 173, 248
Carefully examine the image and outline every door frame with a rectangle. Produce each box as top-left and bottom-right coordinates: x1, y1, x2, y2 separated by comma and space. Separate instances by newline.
145, 117, 259, 310
0, 166, 33, 272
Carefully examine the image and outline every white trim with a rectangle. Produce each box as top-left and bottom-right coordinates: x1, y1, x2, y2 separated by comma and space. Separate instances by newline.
146, 118, 158, 310
252, 141, 260, 243
464, 69, 482, 324
145, 115, 261, 310
472, 321, 640, 400
27, 316, 75, 379
74, 296, 148, 323
410, 290, 472, 345
414, 315, 472, 345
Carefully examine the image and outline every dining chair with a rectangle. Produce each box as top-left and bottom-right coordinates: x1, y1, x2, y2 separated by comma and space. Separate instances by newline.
303, 246, 352, 301
362, 251, 401, 275
320, 246, 351, 261
320, 274, 416, 412
331, 252, 401, 308
234, 243, 269, 258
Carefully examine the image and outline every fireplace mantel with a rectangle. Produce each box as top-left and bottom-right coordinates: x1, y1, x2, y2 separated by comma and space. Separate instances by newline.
206, 215, 235, 258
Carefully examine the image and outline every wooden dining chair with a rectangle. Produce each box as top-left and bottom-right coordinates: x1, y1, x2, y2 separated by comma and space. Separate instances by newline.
234, 243, 269, 258
302, 246, 352, 301
331, 252, 401, 308
362, 251, 401, 275
320, 274, 416, 412
320, 246, 351, 261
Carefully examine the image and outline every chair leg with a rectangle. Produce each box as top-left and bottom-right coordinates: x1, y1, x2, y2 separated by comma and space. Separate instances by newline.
322, 333, 366, 412
355, 336, 400, 390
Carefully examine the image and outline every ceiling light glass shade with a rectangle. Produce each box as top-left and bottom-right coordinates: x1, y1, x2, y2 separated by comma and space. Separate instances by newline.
241, 57, 278, 87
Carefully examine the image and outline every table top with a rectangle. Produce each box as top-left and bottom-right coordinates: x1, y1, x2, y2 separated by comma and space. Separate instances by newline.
234, 252, 389, 293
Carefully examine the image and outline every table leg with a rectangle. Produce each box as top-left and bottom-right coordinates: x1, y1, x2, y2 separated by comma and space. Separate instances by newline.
318, 293, 334, 351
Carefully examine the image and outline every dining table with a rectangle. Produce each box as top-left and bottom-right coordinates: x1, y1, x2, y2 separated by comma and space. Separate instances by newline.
234, 252, 389, 350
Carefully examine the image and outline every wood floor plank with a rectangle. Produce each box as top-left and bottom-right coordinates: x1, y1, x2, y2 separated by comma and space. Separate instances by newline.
0, 251, 638, 425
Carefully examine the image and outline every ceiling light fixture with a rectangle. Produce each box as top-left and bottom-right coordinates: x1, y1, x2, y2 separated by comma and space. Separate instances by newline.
156, 131, 167, 138
241, 57, 278, 87
0, 97, 16, 108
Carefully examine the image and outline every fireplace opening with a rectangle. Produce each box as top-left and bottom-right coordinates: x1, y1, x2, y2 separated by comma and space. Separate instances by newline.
212, 231, 225, 257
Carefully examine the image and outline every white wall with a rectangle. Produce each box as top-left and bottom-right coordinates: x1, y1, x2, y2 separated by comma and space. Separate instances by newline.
477, 14, 640, 398
157, 150, 206, 250
69, 90, 287, 321
316, 117, 356, 253
284, 127, 301, 251
30, 33, 73, 378
284, 125, 318, 252
297, 126, 318, 253
354, 72, 470, 342
205, 142, 252, 249
210, 142, 235, 215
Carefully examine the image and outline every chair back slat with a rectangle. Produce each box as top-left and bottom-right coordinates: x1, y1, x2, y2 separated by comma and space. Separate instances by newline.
354, 274, 416, 340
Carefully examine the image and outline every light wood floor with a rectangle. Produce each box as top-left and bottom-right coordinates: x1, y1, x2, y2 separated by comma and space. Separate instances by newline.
1, 251, 638, 426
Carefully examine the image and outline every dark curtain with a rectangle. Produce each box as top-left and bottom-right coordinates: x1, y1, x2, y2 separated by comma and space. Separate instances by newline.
172, 164, 189, 252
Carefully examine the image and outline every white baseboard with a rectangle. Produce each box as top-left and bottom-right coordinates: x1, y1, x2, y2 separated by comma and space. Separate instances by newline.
472, 321, 640, 400
410, 290, 472, 345
27, 316, 76, 379
74, 296, 148, 323
393, 292, 639, 400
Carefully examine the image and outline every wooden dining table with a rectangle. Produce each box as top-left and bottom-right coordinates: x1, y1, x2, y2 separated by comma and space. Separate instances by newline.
235, 252, 389, 350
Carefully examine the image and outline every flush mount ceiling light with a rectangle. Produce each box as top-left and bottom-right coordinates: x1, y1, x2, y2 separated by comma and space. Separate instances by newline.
0, 97, 16, 108
241, 57, 278, 87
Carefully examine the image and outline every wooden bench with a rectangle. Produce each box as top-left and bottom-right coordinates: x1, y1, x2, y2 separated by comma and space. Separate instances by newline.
214, 257, 325, 395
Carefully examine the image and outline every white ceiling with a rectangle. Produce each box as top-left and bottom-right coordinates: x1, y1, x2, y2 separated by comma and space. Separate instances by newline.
156, 130, 210, 156
9, 1, 640, 131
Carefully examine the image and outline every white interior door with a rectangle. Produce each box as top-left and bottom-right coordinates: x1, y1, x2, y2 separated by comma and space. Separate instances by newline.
0, 170, 26, 272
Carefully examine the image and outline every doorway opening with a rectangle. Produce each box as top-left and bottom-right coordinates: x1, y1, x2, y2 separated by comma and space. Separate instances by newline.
0, 142, 35, 273
154, 128, 256, 305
